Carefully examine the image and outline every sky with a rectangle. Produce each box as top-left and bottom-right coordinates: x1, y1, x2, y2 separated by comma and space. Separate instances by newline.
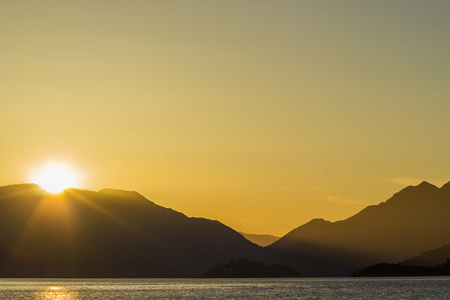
1, 1, 449, 236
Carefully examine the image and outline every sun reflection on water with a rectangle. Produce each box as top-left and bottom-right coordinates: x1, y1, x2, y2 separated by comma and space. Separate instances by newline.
34, 286, 80, 300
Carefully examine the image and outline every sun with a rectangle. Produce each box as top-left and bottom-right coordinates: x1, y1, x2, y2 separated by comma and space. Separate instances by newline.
32, 162, 81, 193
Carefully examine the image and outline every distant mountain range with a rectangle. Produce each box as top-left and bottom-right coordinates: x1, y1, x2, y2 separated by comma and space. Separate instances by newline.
239, 232, 280, 247
0, 181, 449, 277
266, 181, 450, 276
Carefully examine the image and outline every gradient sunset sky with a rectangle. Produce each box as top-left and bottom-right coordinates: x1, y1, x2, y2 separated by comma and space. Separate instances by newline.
1, 1, 449, 236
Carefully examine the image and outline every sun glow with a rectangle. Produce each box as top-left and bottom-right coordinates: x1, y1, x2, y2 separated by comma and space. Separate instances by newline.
32, 162, 81, 193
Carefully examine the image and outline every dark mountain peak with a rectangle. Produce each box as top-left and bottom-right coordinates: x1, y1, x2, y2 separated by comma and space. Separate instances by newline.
305, 218, 332, 226
385, 181, 440, 205
281, 218, 331, 238
281, 218, 331, 235
347, 181, 444, 222
286, 218, 332, 234
402, 181, 439, 192
417, 181, 437, 189
310, 218, 329, 223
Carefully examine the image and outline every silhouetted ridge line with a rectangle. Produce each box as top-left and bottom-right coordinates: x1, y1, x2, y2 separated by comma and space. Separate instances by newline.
268, 181, 450, 276
0, 184, 263, 277
1, 181, 449, 277
98, 188, 143, 197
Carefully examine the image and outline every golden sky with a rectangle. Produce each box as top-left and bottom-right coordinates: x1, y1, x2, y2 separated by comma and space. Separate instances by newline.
1, 1, 449, 236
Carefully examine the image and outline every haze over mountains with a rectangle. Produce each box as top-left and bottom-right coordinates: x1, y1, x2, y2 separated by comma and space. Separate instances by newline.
239, 232, 280, 247
402, 243, 450, 267
0, 181, 449, 277
351, 243, 450, 277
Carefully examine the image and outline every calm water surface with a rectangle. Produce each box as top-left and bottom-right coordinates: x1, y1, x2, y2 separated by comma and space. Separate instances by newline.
0, 277, 449, 299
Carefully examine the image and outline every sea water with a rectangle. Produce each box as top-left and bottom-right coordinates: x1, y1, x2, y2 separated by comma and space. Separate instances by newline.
0, 277, 449, 299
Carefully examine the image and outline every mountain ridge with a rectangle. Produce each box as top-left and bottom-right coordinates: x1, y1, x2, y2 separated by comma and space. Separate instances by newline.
268, 181, 450, 276
0, 184, 263, 277
1, 181, 449, 277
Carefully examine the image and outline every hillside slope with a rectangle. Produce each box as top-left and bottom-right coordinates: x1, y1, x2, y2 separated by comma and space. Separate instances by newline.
0, 184, 262, 277
268, 181, 450, 276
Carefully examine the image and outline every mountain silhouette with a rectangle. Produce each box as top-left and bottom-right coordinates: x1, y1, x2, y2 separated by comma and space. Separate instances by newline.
2, 181, 449, 277
0, 184, 263, 277
267, 181, 450, 276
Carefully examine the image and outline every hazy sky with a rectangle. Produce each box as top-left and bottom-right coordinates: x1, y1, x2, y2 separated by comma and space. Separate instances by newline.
1, 1, 449, 235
